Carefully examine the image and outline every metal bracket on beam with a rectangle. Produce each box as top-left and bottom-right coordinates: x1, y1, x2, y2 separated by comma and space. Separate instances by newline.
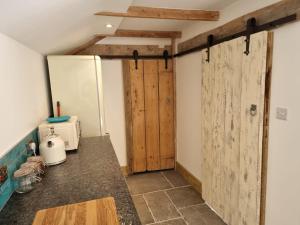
206, 35, 214, 62
244, 18, 257, 55
163, 50, 169, 69
133, 50, 139, 69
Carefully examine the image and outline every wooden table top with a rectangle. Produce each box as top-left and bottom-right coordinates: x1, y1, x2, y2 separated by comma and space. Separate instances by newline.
32, 197, 120, 225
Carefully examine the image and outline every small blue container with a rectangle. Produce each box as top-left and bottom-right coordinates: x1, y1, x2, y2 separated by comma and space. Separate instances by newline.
47, 116, 70, 123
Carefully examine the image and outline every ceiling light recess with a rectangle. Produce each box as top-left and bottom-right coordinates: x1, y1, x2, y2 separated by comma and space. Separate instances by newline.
106, 23, 113, 28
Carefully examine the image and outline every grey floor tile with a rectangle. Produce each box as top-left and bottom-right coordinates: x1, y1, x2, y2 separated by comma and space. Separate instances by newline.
180, 204, 226, 225
180, 206, 206, 225
144, 191, 180, 222
132, 195, 154, 224
162, 170, 189, 187
155, 218, 187, 225
202, 211, 226, 225
166, 186, 204, 208
126, 172, 172, 195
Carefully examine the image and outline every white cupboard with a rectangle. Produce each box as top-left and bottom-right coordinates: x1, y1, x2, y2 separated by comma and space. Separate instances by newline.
47, 55, 105, 137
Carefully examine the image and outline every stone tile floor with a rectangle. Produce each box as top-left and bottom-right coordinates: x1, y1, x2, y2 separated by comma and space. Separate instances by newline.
126, 170, 227, 225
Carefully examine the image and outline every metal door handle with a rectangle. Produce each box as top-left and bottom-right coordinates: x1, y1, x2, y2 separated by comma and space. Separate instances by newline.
250, 104, 257, 116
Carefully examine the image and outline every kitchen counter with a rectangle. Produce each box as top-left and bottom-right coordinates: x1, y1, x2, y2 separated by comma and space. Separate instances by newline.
0, 136, 141, 225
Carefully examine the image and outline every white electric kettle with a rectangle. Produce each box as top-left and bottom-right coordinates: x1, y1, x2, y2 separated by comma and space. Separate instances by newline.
39, 127, 66, 166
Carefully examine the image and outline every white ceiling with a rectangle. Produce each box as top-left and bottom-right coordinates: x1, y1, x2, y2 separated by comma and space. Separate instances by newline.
0, 0, 238, 55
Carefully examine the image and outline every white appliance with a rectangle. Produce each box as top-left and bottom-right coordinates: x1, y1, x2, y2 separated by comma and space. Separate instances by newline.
47, 55, 106, 137
39, 116, 80, 151
39, 128, 66, 166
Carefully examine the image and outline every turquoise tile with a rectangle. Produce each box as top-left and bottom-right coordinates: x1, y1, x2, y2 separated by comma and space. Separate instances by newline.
0, 129, 38, 211
0, 179, 13, 211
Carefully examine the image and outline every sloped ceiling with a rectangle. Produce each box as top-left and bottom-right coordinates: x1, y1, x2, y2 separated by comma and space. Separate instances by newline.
0, 0, 238, 55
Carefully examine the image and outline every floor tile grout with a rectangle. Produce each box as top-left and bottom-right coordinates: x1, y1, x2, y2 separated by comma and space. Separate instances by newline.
127, 171, 216, 225
177, 202, 206, 210
160, 172, 174, 188
131, 185, 192, 196
164, 190, 188, 225
142, 194, 157, 224
146, 216, 185, 225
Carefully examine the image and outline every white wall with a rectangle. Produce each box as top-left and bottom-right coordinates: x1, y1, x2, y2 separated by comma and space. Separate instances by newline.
176, 1, 300, 225
265, 22, 300, 225
0, 32, 50, 157
176, 52, 202, 179
101, 60, 127, 166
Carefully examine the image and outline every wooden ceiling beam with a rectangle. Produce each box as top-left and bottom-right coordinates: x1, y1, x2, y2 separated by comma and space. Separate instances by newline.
96, 29, 182, 39
65, 36, 106, 55
95, 6, 219, 21
77, 44, 172, 56
66, 29, 181, 55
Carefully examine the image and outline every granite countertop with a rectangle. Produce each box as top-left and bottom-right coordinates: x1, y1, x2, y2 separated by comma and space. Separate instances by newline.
0, 136, 141, 225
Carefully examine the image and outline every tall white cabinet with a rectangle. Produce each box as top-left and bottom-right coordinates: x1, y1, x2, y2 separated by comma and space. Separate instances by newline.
47, 56, 105, 137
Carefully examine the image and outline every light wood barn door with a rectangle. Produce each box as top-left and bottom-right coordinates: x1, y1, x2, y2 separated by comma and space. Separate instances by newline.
201, 31, 270, 225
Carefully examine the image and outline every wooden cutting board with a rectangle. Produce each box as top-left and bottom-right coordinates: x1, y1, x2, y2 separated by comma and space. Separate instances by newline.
32, 197, 120, 225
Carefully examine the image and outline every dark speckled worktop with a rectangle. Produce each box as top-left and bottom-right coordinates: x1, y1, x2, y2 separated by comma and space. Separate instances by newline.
0, 136, 141, 225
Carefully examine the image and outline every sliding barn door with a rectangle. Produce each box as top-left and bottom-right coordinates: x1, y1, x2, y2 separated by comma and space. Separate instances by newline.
123, 59, 175, 173
201, 31, 270, 225
144, 60, 160, 171
158, 60, 175, 169
125, 60, 147, 172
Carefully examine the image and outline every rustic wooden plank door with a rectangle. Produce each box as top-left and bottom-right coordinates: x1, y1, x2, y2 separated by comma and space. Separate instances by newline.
239, 31, 268, 225
144, 60, 161, 171
129, 60, 147, 173
123, 59, 175, 173
201, 31, 269, 225
158, 59, 175, 170
222, 35, 244, 224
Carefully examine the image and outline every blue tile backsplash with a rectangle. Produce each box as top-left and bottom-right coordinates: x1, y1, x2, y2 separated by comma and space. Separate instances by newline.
0, 129, 38, 211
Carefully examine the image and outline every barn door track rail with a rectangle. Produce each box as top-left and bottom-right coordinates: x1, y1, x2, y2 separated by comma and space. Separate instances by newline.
174, 13, 297, 58
100, 49, 172, 69
98, 13, 296, 66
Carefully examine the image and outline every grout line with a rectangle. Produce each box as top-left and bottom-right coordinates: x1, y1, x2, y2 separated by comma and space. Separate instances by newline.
161, 171, 174, 188
146, 216, 184, 225
142, 194, 157, 223
127, 173, 206, 225
131, 193, 143, 197
164, 190, 185, 220
177, 202, 206, 210
131, 185, 192, 197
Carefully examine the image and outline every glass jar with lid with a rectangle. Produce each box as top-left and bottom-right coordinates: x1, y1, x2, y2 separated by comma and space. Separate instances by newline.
14, 167, 36, 193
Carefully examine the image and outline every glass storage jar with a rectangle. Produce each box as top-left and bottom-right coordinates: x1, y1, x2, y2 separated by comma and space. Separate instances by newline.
14, 167, 36, 193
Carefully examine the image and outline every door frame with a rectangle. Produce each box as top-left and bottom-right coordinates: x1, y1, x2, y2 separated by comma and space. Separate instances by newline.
259, 32, 273, 225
